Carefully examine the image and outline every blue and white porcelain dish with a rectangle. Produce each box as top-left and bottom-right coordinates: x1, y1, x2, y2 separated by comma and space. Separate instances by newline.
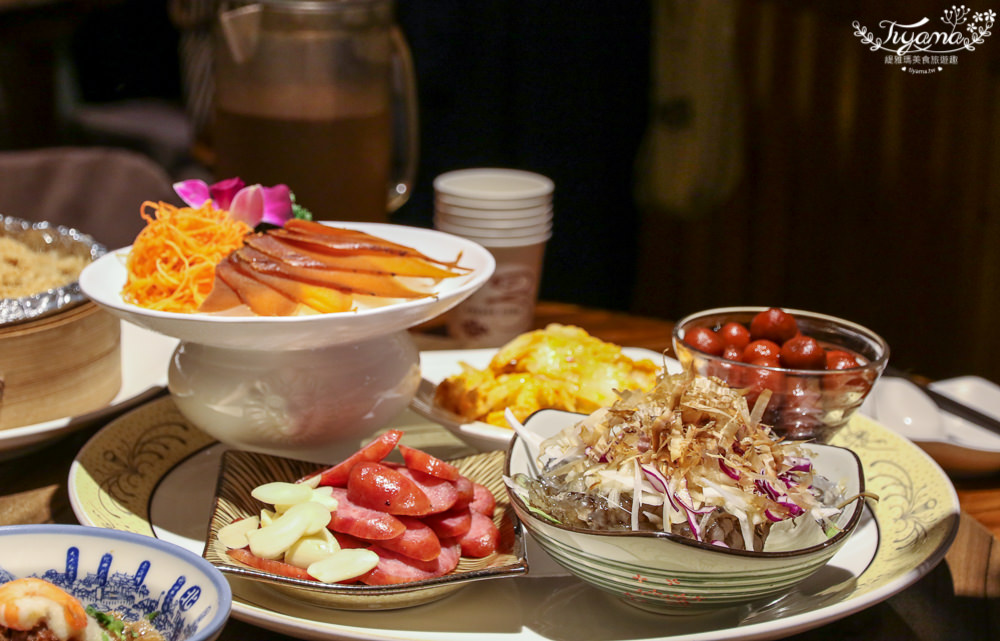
0, 524, 231, 641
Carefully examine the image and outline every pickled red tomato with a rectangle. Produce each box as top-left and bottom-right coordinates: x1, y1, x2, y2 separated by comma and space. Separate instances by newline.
824, 349, 866, 394
681, 309, 865, 375
780, 335, 826, 370
719, 322, 751, 350
722, 344, 742, 362
750, 308, 799, 344
826, 349, 860, 370
742, 355, 785, 406
683, 327, 725, 356
743, 339, 781, 362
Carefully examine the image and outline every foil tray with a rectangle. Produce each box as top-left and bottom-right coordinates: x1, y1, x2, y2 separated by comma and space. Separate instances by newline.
0, 216, 106, 326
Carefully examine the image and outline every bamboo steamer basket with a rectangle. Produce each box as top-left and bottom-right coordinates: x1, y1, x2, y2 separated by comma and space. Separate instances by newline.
0, 215, 119, 429
0, 300, 121, 429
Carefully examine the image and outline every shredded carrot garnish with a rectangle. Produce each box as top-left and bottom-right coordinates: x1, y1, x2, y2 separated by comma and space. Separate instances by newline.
122, 200, 251, 313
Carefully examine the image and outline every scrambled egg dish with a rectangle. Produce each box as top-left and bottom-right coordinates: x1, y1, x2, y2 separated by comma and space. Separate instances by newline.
434, 324, 661, 427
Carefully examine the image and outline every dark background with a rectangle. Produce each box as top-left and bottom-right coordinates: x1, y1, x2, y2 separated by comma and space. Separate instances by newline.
2, 0, 999, 384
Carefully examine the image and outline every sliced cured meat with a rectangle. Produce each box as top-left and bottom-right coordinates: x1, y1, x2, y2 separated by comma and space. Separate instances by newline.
278, 221, 462, 269
456, 511, 499, 558
452, 476, 475, 508
360, 542, 461, 586
396, 467, 458, 515
469, 482, 496, 516
374, 516, 442, 562
236, 245, 430, 299
421, 505, 473, 539
215, 254, 299, 316
432, 540, 461, 575
232, 247, 355, 312
347, 462, 432, 516
227, 547, 316, 581
310, 430, 403, 487
247, 233, 464, 278
198, 273, 243, 312
399, 444, 460, 481
327, 487, 406, 540
330, 531, 369, 549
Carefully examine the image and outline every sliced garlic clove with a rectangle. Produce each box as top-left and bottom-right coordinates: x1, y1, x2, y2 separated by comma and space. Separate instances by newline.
308, 548, 380, 583
248, 501, 330, 559
284, 529, 340, 569
292, 500, 334, 535
217, 515, 261, 549
275, 486, 338, 513
309, 486, 339, 511
252, 481, 313, 507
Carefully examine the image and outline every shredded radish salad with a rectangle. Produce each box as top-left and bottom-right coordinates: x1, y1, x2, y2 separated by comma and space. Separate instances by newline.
508, 372, 857, 552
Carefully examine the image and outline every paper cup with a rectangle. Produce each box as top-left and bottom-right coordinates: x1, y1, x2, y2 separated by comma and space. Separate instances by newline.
435, 193, 552, 210
433, 217, 552, 238
434, 200, 553, 221
444, 240, 547, 348
435, 168, 553, 347
434, 168, 554, 200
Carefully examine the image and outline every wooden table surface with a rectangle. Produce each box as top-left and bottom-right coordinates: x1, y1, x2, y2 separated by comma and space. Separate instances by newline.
1, 300, 997, 640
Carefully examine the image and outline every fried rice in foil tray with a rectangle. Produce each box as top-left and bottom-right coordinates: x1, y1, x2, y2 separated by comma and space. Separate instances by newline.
0, 215, 106, 326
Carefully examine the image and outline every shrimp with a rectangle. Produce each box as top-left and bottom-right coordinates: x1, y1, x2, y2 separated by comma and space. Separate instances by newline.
0, 577, 96, 640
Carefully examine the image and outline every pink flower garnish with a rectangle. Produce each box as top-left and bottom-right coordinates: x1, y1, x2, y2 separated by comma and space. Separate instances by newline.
261, 184, 293, 226
173, 177, 294, 227
209, 177, 245, 211
172, 179, 211, 207
228, 184, 265, 226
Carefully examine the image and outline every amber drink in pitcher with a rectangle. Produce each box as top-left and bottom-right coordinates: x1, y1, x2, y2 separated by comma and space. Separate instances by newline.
213, 0, 417, 222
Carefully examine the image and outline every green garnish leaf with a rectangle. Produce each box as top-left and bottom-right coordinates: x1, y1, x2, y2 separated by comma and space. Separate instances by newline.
291, 193, 313, 221
85, 605, 127, 640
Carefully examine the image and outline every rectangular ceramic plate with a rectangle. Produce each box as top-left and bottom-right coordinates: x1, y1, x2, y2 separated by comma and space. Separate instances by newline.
203, 448, 528, 610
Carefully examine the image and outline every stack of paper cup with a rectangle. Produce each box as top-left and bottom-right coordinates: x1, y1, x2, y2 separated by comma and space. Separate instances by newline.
433, 168, 553, 347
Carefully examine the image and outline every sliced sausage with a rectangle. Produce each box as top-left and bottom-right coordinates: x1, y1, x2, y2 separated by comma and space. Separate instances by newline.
360, 542, 461, 585
399, 444, 460, 481
452, 476, 475, 508
308, 430, 403, 487
469, 483, 496, 516
421, 505, 473, 539
395, 467, 458, 515
373, 516, 442, 562
327, 487, 406, 540
347, 462, 432, 516
456, 510, 499, 558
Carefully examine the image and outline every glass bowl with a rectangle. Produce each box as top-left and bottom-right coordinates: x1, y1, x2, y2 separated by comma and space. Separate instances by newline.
672, 307, 889, 442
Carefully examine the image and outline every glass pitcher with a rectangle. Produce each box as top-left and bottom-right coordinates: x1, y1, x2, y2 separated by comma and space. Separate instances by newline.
213, 0, 417, 222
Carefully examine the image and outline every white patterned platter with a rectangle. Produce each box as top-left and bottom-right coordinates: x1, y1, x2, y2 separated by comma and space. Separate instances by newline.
68, 397, 959, 641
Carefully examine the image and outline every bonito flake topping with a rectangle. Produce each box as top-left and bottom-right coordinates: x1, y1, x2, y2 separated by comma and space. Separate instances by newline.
513, 372, 848, 551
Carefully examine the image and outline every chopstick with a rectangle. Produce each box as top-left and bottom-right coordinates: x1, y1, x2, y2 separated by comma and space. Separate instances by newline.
883, 365, 1000, 437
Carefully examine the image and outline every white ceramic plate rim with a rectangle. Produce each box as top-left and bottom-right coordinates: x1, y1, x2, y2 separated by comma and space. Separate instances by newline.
411, 347, 679, 451
0, 320, 176, 457
78, 222, 496, 350
68, 393, 959, 641
860, 374, 1000, 474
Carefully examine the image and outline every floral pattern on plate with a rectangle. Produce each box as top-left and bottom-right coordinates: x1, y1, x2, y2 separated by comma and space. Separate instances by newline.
69, 395, 959, 641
